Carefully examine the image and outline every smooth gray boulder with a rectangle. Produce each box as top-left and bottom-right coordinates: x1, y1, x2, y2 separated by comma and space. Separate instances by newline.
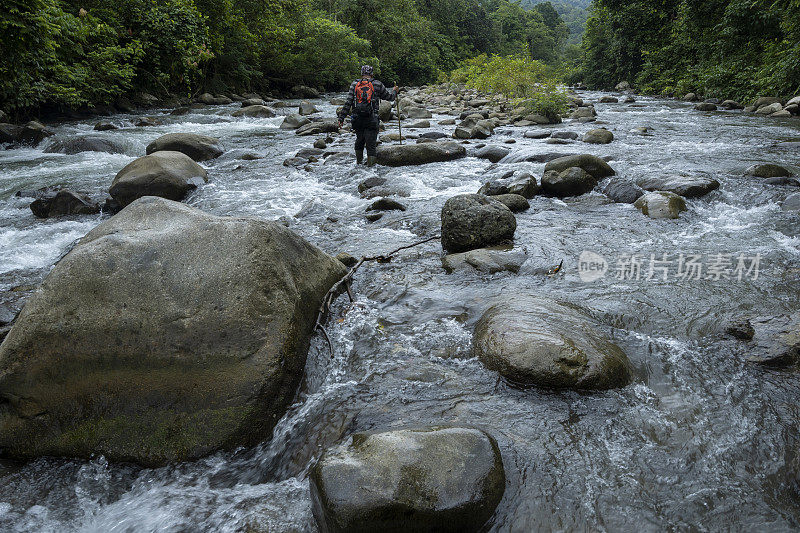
492, 193, 529, 212
232, 105, 276, 118
634, 191, 687, 219
441, 194, 516, 253
280, 114, 311, 130
309, 427, 505, 533
44, 136, 126, 155
146, 133, 223, 161
0, 197, 347, 466
570, 107, 596, 119
745, 164, 793, 178
602, 178, 644, 203
377, 141, 466, 166
474, 145, 511, 163
443, 246, 527, 274
296, 120, 340, 136
474, 296, 632, 389
583, 128, 614, 144
637, 175, 720, 198
541, 167, 598, 197
544, 154, 615, 179
109, 151, 208, 207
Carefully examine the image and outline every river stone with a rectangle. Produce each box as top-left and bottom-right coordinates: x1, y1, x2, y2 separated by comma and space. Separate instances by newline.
637, 175, 720, 198
297, 120, 340, 136
0, 123, 23, 144
442, 246, 527, 274
241, 98, 265, 107
232, 105, 276, 118
441, 194, 516, 253
754, 97, 782, 109
570, 107, 596, 119
309, 427, 505, 533
406, 107, 432, 119
0, 197, 347, 465
756, 103, 782, 115
146, 133, 223, 161
602, 178, 644, 203
299, 101, 318, 116
695, 103, 718, 112
478, 171, 539, 199
44, 136, 126, 155
683, 93, 698, 101
524, 130, 551, 139
30, 189, 100, 218
583, 128, 614, 144
722, 100, 744, 110
18, 121, 55, 146
109, 151, 208, 207
490, 194, 529, 213
377, 141, 466, 166
783, 193, 800, 212
377, 100, 394, 122
367, 198, 406, 212
634, 191, 687, 219
598, 96, 618, 103
552, 131, 579, 140
544, 154, 615, 179
474, 145, 511, 163
474, 296, 632, 389
771, 110, 792, 117
745, 164, 793, 178
728, 314, 800, 366
541, 167, 598, 197
281, 114, 311, 130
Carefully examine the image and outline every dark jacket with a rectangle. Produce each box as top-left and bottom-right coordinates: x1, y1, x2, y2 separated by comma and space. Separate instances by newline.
338, 77, 397, 123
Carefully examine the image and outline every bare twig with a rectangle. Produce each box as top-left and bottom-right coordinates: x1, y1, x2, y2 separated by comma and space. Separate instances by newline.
314, 235, 440, 357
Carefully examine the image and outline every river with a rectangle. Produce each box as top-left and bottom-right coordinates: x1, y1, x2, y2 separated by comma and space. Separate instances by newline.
0, 92, 799, 531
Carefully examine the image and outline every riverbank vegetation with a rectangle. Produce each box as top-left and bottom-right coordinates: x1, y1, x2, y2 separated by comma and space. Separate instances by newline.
577, 0, 800, 100
1, 0, 572, 115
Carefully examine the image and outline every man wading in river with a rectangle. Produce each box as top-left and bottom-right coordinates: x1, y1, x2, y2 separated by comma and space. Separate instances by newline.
338, 65, 398, 167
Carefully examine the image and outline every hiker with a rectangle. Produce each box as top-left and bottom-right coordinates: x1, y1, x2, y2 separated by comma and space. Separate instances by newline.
337, 65, 399, 166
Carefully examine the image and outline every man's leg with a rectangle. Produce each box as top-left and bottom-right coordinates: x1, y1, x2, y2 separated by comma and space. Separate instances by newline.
365, 124, 379, 167
354, 127, 366, 164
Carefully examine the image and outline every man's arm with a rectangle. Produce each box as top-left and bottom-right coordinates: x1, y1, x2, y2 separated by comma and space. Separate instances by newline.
338, 82, 356, 123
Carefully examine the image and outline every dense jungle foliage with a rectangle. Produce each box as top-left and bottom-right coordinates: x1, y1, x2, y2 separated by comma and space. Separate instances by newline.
578, 0, 800, 100
1, 0, 570, 113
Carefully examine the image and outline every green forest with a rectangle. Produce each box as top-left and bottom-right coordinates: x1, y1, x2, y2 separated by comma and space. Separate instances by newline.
579, 0, 800, 100
1, 0, 570, 114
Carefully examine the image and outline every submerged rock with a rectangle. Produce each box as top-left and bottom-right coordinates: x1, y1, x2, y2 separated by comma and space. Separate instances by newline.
0, 197, 347, 465
441, 194, 516, 253
146, 133, 223, 161
634, 191, 687, 219
309, 427, 505, 533
541, 167, 598, 197
474, 296, 632, 390
637, 174, 720, 198
443, 246, 527, 274
109, 151, 208, 207
377, 141, 466, 166
544, 154, 615, 179
29, 189, 99, 218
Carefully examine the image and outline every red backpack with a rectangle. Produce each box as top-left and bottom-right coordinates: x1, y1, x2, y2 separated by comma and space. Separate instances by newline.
354, 79, 375, 116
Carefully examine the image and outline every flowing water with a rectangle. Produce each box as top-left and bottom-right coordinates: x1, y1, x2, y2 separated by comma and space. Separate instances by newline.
1, 93, 800, 532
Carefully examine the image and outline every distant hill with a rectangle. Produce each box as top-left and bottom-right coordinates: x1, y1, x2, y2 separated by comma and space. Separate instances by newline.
522, 0, 591, 45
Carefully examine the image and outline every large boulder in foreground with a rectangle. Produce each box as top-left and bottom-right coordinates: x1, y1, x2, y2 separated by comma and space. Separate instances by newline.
146, 133, 223, 161
474, 296, 632, 390
377, 141, 466, 167
544, 154, 615, 179
0, 197, 347, 465
441, 194, 516, 253
109, 151, 208, 207
310, 427, 505, 533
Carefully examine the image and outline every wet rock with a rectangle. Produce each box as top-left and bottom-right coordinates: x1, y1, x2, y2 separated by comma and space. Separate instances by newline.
541, 167, 598, 197
44, 136, 126, 155
552, 131, 579, 140
602, 179, 644, 204
299, 101, 318, 116
634, 191, 687, 219
723, 318, 755, 341
524, 130, 551, 139
683, 93, 698, 102
492, 194, 529, 212
358, 177, 387, 194
615, 81, 631, 91
408, 120, 431, 129
93, 120, 118, 131
378, 100, 394, 122
545, 138, 572, 145
197, 93, 232, 105
135, 117, 160, 127
728, 314, 800, 366
367, 198, 406, 212
438, 118, 456, 126
109, 151, 208, 207
474, 296, 632, 389
623, 95, 636, 103
295, 147, 325, 160
478, 171, 539, 199
241, 98, 265, 107
583, 128, 614, 144
296, 120, 340, 136
365, 213, 383, 223
376, 141, 466, 167
336, 252, 359, 268
280, 114, 311, 130
771, 110, 792, 118
0, 123, 23, 144
442, 246, 527, 274
544, 154, 615, 179
284, 157, 310, 168
170, 107, 190, 116
292, 85, 320, 98
745, 164, 793, 178
722, 100, 744, 110
638, 174, 720, 198
570, 107, 596, 119
309, 427, 505, 533
753, 97, 782, 109
419, 131, 448, 140
146, 133, 223, 162
30, 189, 100, 218
232, 105, 276, 118
756, 103, 782, 115
18, 121, 55, 146
599, 96, 618, 103
695, 103, 718, 112
314, 139, 327, 149
782, 193, 800, 212
406, 107, 433, 119
474, 145, 511, 163
441, 194, 516, 253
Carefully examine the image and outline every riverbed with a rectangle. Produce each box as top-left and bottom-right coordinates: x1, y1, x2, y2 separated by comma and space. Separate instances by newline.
1, 92, 799, 531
